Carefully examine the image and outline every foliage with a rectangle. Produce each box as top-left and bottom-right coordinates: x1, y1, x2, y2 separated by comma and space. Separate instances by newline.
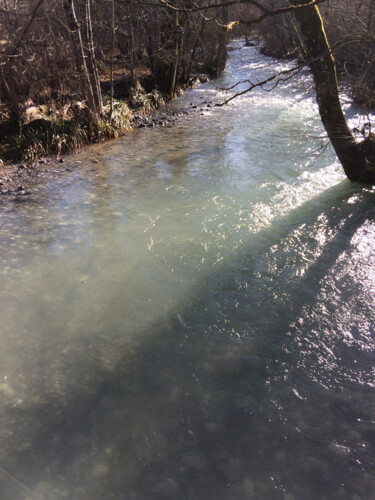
129, 85, 165, 113
0, 0, 226, 119
13, 99, 134, 161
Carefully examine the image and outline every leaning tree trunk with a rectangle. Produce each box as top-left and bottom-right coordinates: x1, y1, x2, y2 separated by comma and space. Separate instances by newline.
290, 0, 375, 183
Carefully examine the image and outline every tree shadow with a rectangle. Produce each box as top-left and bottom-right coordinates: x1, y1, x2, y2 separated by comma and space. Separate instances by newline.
1, 180, 375, 500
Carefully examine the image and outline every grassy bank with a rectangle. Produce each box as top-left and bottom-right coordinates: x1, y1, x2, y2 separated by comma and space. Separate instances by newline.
0, 85, 166, 166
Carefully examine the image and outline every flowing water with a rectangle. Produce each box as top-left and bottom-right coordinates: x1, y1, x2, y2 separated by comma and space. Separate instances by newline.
0, 42, 375, 500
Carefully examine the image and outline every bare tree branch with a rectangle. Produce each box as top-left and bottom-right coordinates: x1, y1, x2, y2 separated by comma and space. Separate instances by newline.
214, 63, 304, 105
135, 0, 328, 16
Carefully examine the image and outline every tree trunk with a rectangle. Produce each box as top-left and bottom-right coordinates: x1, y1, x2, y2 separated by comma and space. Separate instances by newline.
85, 0, 103, 113
170, 11, 182, 97
290, 0, 375, 183
109, 0, 115, 119
0, 68, 22, 124
129, 0, 136, 80
215, 5, 228, 76
187, 16, 206, 82
63, 0, 97, 116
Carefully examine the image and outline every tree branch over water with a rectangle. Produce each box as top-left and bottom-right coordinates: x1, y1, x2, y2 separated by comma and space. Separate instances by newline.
211, 48, 342, 105
213, 63, 304, 105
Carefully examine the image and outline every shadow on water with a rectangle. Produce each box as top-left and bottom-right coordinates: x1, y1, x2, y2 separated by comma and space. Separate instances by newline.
1, 180, 375, 500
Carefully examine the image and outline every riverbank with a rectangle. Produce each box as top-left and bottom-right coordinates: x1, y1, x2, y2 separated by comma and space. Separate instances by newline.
0, 94, 216, 199
0, 60, 214, 197
0, 88, 162, 168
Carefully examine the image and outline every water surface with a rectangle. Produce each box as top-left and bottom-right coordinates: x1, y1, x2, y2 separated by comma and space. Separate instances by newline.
0, 42, 375, 500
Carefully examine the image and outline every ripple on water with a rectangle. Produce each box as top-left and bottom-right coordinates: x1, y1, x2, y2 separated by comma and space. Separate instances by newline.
0, 40, 374, 500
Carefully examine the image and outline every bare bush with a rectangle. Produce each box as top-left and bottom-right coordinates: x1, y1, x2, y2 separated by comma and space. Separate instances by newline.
0, 0, 229, 126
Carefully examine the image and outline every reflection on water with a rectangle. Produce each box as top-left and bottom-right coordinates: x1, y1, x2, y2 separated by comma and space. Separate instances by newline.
0, 42, 375, 500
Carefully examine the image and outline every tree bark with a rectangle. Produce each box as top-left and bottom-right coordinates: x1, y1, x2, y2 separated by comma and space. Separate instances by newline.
85, 0, 103, 113
215, 4, 228, 76
63, 0, 97, 116
0, 68, 21, 123
109, 0, 115, 119
290, 0, 375, 183
187, 15, 207, 82
170, 11, 182, 97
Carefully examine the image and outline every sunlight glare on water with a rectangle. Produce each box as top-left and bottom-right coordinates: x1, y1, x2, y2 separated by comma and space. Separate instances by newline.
0, 41, 374, 500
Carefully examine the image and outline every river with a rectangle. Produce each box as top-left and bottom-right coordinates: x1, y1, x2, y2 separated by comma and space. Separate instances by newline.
0, 41, 374, 500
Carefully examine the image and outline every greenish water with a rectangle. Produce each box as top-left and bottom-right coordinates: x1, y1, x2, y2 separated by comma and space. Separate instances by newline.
0, 42, 374, 500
